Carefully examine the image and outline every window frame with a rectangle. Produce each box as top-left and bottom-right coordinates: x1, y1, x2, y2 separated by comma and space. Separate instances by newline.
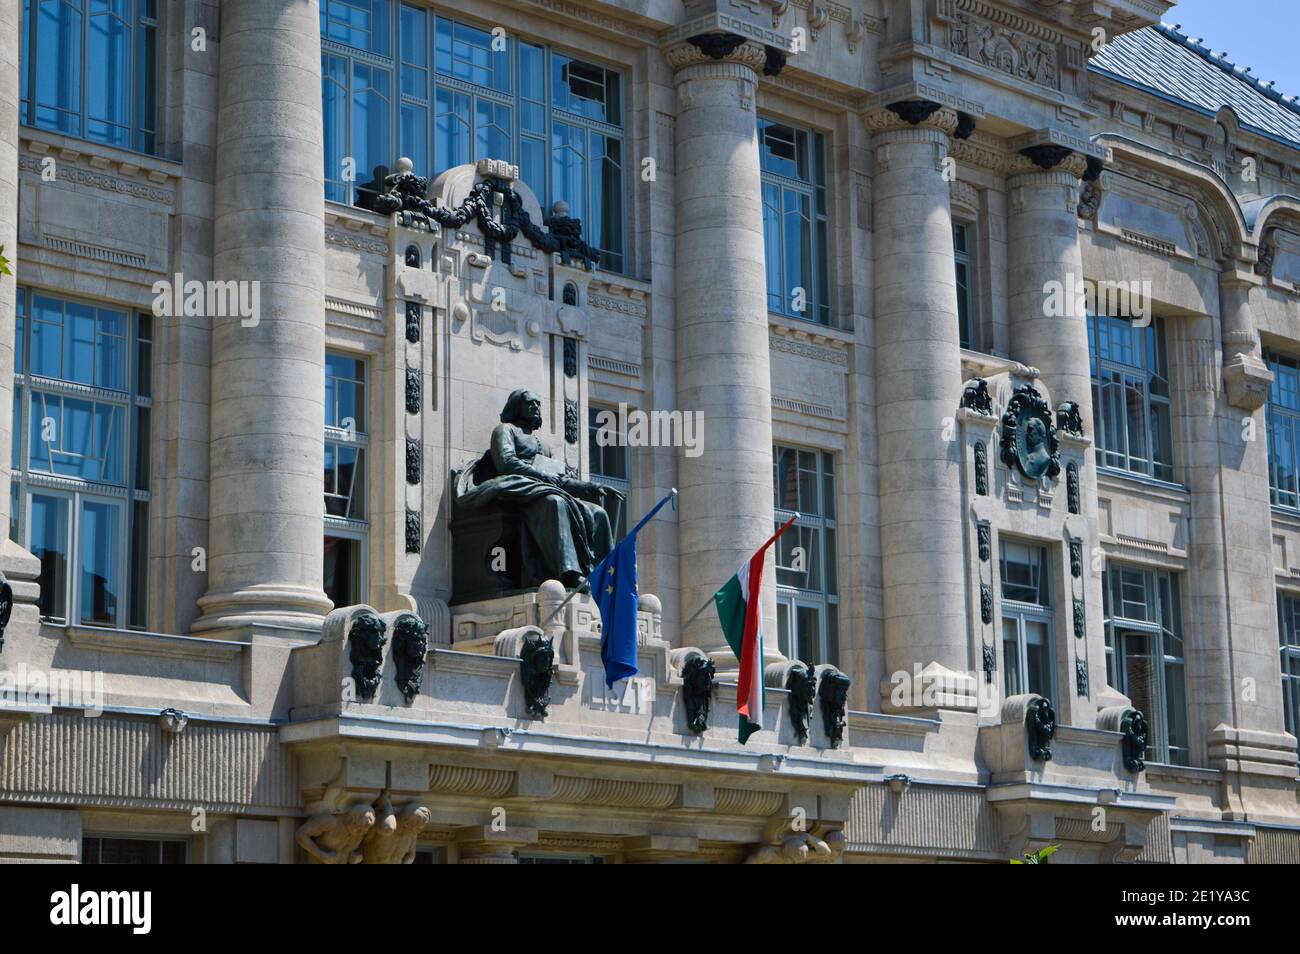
758, 115, 831, 326
321, 5, 627, 272
1266, 350, 1300, 510
1088, 313, 1174, 483
1277, 589, 1300, 744
587, 404, 630, 541
20, 0, 160, 155
11, 287, 151, 630
81, 833, 188, 864
1102, 562, 1189, 766
953, 221, 975, 350
323, 349, 370, 607
772, 444, 838, 667
998, 539, 1055, 700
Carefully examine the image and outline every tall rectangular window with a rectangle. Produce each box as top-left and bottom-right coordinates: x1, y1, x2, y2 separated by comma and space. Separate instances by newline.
1278, 591, 1300, 741
759, 117, 830, 325
1088, 313, 1173, 482
324, 351, 367, 609
11, 287, 150, 629
587, 406, 629, 540
1103, 563, 1189, 766
321, 6, 626, 271
953, 223, 974, 349
773, 445, 838, 667
21, 0, 158, 154
999, 540, 1054, 699
1266, 351, 1300, 509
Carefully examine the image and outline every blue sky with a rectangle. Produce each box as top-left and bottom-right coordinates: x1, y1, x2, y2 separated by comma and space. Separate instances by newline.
1162, 0, 1300, 101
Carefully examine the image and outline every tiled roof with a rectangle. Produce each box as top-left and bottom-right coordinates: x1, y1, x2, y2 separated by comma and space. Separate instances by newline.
1090, 24, 1300, 148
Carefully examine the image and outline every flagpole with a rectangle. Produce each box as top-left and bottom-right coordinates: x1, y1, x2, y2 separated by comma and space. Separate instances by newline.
679, 512, 800, 633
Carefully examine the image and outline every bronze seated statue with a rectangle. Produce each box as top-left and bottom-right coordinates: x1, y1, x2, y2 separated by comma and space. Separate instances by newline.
450, 390, 622, 602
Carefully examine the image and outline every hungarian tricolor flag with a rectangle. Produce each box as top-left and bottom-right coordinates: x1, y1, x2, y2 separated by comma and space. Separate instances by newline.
714, 515, 798, 744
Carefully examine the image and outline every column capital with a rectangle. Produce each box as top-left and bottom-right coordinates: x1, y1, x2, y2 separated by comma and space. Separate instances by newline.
1007, 145, 1091, 180
863, 100, 961, 138
665, 34, 771, 76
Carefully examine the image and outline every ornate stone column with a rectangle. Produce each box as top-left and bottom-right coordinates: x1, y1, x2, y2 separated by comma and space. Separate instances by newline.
194, 0, 332, 636
1181, 269, 1288, 756
668, 35, 778, 661
1005, 149, 1093, 420
866, 102, 973, 710
1004, 147, 1106, 724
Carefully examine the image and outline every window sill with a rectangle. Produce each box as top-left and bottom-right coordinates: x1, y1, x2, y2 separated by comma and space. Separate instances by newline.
20, 125, 179, 176
768, 312, 854, 345
1096, 466, 1187, 499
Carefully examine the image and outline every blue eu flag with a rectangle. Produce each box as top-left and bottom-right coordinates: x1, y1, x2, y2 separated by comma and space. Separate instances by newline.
593, 490, 676, 688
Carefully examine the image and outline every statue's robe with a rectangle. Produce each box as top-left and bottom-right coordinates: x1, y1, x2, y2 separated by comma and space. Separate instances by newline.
456, 423, 613, 583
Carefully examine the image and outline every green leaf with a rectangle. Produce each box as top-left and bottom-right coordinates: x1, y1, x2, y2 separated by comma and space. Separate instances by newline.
0, 244, 11, 277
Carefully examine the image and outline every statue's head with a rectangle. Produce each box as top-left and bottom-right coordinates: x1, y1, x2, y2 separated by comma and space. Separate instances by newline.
392, 614, 429, 662
501, 389, 544, 432
344, 803, 377, 833
1025, 417, 1047, 451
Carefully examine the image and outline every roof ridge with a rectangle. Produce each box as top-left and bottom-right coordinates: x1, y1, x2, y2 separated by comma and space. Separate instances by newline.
1152, 22, 1300, 120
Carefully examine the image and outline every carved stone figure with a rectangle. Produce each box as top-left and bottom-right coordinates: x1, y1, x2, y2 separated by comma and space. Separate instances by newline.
1073, 598, 1086, 639
1121, 708, 1149, 773
1067, 461, 1081, 514
455, 390, 620, 590
348, 612, 387, 703
1075, 659, 1090, 698
786, 662, 817, 745
960, 378, 994, 416
391, 613, 429, 704
1069, 539, 1083, 578
1000, 383, 1061, 481
977, 523, 991, 562
360, 794, 431, 864
681, 652, 716, 734
519, 631, 556, 720
982, 644, 997, 682
817, 666, 852, 748
746, 817, 846, 864
1056, 401, 1085, 437
1025, 696, 1056, 762
296, 802, 376, 864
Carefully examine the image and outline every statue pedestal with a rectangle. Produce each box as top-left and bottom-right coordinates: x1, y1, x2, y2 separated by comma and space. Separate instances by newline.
451, 580, 663, 668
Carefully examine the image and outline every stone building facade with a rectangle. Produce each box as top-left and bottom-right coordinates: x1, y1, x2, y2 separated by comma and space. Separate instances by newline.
0, 0, 1298, 864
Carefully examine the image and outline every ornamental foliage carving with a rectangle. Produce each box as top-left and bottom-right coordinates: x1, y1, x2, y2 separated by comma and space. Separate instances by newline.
365, 161, 598, 269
